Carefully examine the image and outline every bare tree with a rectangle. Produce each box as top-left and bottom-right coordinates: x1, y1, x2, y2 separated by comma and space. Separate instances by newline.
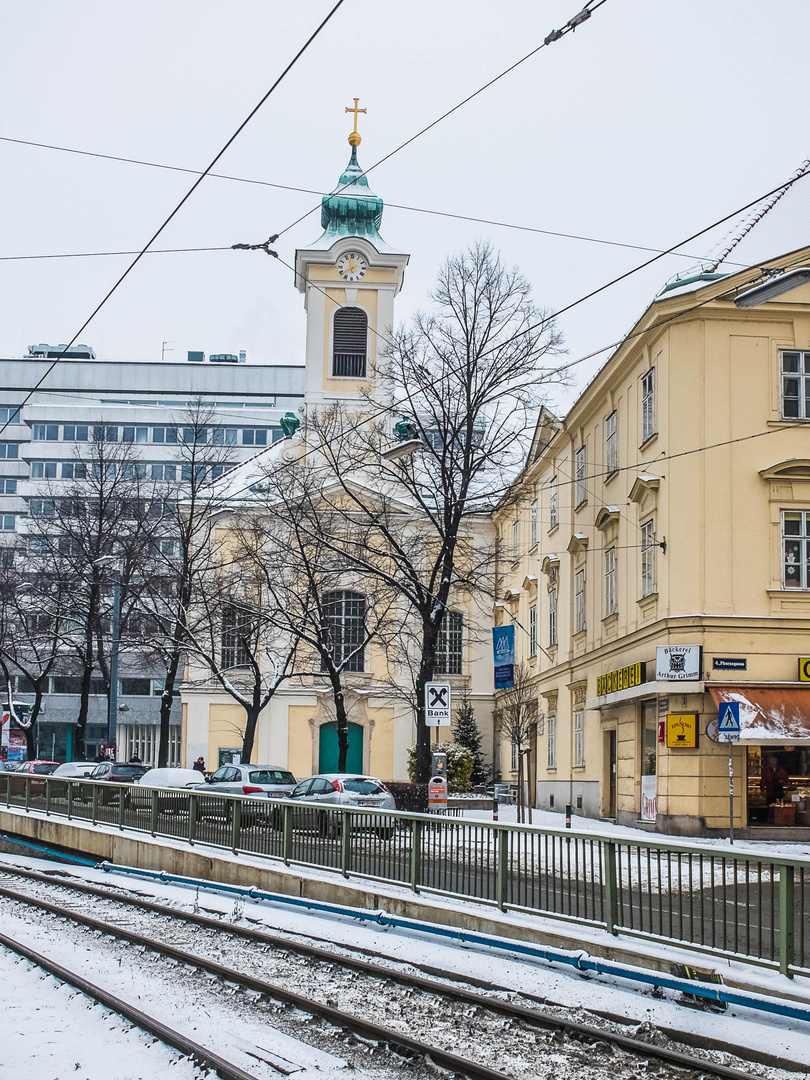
308, 243, 563, 779
181, 554, 300, 765
495, 662, 537, 823
24, 433, 156, 759
0, 558, 68, 758
129, 403, 236, 767
228, 455, 403, 770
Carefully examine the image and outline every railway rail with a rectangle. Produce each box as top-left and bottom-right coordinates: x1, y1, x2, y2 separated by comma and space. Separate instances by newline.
0, 860, 787, 1080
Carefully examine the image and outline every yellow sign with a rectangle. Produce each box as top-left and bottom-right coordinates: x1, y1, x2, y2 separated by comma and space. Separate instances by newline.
799, 658, 810, 681
667, 713, 698, 748
596, 661, 646, 698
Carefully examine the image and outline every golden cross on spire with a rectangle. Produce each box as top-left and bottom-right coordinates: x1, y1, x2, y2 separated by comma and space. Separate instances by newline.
345, 98, 366, 146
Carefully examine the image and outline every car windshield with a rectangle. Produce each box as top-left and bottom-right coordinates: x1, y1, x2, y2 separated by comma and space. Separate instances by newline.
112, 765, 147, 776
342, 779, 384, 795
32, 763, 58, 774
249, 770, 295, 785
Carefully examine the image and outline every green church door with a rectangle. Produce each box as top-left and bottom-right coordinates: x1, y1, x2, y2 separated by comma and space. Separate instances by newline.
318, 721, 363, 774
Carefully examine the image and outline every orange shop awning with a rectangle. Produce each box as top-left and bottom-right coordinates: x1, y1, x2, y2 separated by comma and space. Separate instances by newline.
709, 686, 810, 744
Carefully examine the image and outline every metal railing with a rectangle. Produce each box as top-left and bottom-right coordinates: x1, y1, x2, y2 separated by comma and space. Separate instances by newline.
2, 772, 808, 978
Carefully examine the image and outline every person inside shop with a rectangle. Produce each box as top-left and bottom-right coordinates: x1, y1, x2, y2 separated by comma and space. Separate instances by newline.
760, 755, 790, 804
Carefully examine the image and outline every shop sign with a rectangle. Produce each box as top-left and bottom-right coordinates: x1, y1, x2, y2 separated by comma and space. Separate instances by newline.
596, 661, 646, 698
799, 657, 810, 681
656, 645, 701, 682
713, 657, 747, 671
492, 626, 515, 689
666, 713, 698, 748
640, 775, 657, 821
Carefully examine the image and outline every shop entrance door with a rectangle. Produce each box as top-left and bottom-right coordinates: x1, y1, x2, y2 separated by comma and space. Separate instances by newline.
608, 730, 617, 818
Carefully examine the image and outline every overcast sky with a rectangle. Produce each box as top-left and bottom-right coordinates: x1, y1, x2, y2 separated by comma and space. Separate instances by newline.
3, 0, 810, 413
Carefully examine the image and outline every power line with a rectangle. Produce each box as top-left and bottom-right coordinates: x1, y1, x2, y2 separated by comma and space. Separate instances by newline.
0, 245, 231, 262
274, 1, 611, 240
0, 0, 347, 442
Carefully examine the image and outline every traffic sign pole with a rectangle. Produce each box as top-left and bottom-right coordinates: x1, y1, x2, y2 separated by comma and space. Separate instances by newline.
717, 702, 741, 845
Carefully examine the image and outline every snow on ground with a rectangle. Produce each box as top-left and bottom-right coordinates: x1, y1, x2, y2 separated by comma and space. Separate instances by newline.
2, 847, 809, 1072
463, 802, 810, 859
0, 946, 207, 1080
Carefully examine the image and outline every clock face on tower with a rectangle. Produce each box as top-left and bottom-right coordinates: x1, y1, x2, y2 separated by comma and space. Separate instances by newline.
336, 251, 368, 281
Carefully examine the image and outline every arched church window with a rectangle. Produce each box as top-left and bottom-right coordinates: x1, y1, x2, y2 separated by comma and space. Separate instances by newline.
332, 307, 368, 378
321, 590, 366, 671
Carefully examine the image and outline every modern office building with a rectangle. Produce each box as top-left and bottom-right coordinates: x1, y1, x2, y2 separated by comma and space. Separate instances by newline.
0, 348, 304, 763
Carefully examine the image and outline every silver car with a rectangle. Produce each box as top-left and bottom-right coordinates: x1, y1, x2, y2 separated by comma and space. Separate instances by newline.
287, 774, 397, 838
198, 763, 296, 798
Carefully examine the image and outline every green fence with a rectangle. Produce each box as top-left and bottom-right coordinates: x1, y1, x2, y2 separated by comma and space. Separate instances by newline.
2, 772, 808, 978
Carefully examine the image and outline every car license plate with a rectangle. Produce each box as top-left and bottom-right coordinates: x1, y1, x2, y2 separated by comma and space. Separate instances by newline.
360, 798, 381, 807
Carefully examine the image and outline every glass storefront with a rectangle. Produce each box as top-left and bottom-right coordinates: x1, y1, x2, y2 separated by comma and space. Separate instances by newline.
746, 745, 810, 826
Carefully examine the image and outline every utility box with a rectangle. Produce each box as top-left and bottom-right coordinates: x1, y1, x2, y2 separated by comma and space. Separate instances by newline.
431, 752, 448, 778
428, 776, 448, 812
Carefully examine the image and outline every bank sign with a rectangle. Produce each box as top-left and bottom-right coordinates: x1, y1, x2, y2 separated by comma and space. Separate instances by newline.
656, 645, 702, 682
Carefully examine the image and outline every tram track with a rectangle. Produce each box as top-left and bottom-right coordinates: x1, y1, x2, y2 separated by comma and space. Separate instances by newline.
0, 862, 791, 1080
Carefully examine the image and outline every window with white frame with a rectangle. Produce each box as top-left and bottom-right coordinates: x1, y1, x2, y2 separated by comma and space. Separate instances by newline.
530, 501, 537, 547
574, 568, 586, 633
605, 410, 617, 475
220, 604, 252, 669
0, 515, 15, 531
604, 546, 617, 616
781, 351, 810, 419
529, 604, 537, 656
435, 610, 463, 674
321, 591, 366, 671
0, 443, 19, 459
62, 424, 89, 442
549, 476, 558, 529
0, 479, 16, 494
512, 519, 519, 561
783, 510, 810, 588
573, 709, 585, 767
641, 368, 655, 443
641, 519, 656, 596
575, 446, 587, 506
32, 424, 59, 441
547, 715, 556, 769
549, 586, 558, 646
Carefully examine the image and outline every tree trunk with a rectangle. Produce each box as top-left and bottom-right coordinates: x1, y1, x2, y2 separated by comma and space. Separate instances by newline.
23, 692, 44, 760
158, 650, 181, 768
75, 661, 93, 761
240, 701, 262, 765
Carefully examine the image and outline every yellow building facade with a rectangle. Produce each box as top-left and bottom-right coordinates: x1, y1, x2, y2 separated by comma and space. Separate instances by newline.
495, 245, 810, 836
181, 133, 495, 779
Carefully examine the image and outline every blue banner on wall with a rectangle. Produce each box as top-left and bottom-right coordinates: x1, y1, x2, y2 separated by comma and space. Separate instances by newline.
492, 625, 515, 689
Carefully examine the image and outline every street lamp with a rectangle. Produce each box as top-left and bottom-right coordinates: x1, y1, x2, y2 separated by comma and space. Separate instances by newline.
94, 555, 121, 757
734, 267, 810, 307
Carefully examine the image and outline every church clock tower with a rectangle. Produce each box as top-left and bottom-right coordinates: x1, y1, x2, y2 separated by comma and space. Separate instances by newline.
294, 102, 409, 409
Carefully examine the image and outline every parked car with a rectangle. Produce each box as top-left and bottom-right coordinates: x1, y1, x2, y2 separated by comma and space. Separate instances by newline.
197, 764, 296, 797
195, 764, 296, 828
82, 761, 152, 804
129, 767, 204, 812
53, 761, 97, 778
88, 761, 152, 784
285, 774, 397, 838
7, 760, 59, 794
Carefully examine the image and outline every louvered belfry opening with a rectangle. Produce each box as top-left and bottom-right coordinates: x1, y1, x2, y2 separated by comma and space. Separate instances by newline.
332, 306, 368, 378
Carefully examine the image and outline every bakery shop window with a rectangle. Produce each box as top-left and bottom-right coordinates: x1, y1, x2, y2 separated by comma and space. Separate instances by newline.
747, 745, 810, 826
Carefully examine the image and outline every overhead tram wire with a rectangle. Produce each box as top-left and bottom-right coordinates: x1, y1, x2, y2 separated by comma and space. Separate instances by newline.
0, 135, 738, 268
0, 0, 347, 442
274, 0, 611, 241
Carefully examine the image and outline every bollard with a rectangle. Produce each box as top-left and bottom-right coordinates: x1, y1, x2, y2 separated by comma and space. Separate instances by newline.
565, 802, 572, 828
492, 794, 499, 821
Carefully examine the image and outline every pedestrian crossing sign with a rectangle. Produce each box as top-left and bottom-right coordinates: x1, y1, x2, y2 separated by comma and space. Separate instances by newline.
717, 701, 741, 740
